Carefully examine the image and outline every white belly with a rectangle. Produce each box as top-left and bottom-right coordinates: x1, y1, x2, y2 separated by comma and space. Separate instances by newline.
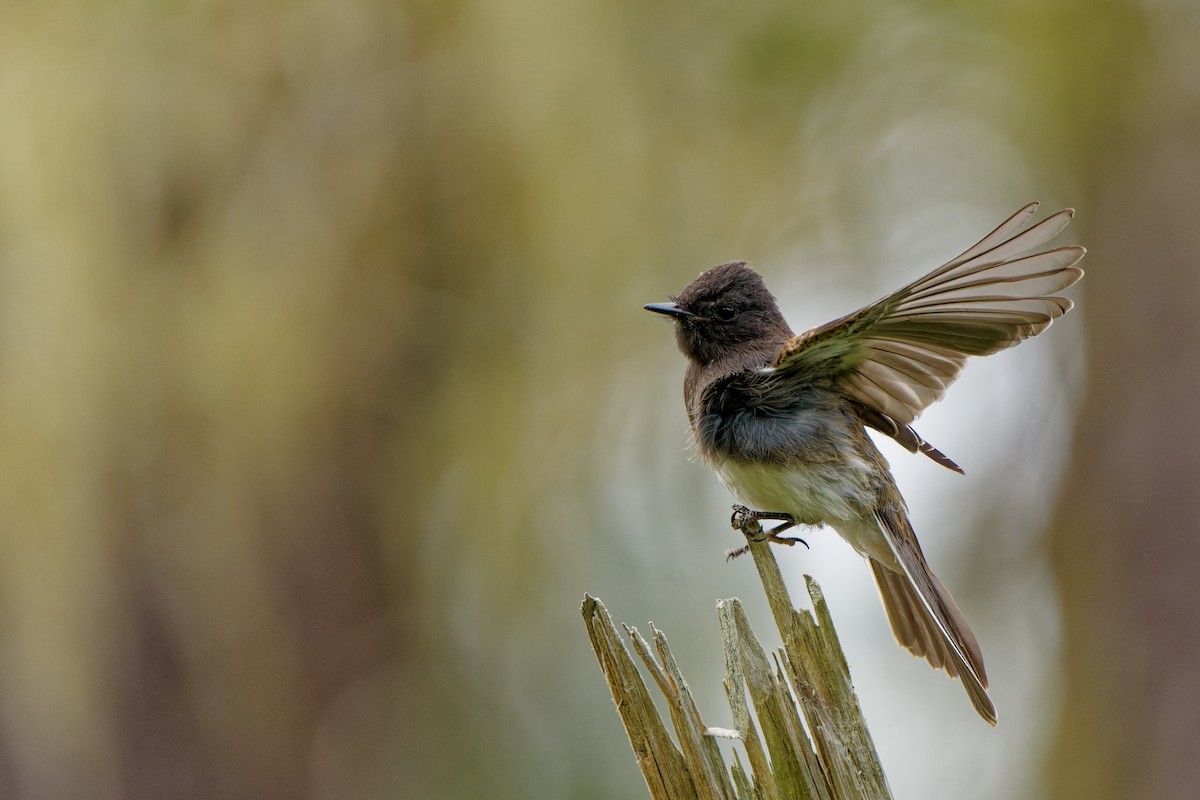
712, 456, 893, 562
713, 456, 875, 526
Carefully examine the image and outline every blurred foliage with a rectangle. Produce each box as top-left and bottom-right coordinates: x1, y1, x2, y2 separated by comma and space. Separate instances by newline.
0, 1, 1195, 799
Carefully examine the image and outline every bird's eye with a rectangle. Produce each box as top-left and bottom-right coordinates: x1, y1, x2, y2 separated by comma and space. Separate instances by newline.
714, 306, 736, 322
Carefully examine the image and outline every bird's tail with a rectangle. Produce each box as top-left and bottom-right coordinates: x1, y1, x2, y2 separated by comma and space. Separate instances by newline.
870, 509, 995, 725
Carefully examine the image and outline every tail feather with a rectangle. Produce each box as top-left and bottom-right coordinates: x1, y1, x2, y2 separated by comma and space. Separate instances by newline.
871, 508, 996, 725
870, 560, 989, 687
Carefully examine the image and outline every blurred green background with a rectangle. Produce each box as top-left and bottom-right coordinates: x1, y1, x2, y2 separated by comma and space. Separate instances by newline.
1, 1, 1197, 798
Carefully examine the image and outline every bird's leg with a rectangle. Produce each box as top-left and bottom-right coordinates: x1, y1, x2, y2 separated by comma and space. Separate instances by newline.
727, 505, 809, 560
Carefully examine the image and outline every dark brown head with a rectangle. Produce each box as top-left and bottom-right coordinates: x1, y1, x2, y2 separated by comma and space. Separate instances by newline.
645, 261, 792, 366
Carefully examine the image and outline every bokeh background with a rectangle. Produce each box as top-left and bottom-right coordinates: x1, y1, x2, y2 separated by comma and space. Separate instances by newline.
0, 1, 1197, 798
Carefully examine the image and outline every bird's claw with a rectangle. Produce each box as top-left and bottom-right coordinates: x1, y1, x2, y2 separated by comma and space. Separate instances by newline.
726, 505, 808, 560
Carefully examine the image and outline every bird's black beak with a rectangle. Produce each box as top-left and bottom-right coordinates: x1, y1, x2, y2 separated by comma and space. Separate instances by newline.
644, 302, 694, 318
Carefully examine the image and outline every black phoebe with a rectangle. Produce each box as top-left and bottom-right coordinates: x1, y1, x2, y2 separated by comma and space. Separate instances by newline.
645, 203, 1085, 724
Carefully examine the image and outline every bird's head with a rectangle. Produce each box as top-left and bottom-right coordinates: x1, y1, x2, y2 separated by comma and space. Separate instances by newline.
645, 261, 790, 365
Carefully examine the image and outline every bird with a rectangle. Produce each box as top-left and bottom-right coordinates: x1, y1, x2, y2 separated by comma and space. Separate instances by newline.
644, 202, 1085, 724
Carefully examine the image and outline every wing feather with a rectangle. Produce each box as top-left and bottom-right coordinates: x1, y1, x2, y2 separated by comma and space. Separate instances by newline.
941, 201, 1040, 266
905, 247, 1083, 302
904, 206, 1075, 292
771, 204, 1084, 439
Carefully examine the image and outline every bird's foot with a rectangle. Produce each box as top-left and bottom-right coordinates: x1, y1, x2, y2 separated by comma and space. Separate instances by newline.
726, 505, 809, 560
729, 504, 800, 540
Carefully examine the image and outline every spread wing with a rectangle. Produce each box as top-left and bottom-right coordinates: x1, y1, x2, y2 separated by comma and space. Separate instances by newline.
770, 203, 1084, 459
